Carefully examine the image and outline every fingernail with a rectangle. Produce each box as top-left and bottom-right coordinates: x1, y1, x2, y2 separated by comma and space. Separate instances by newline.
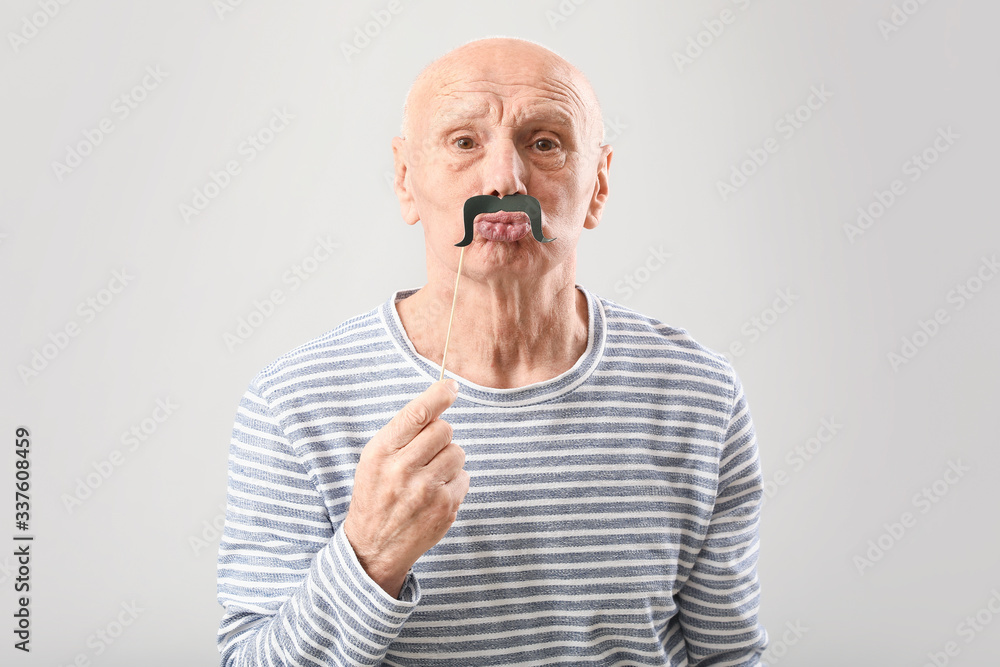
445, 379, 459, 395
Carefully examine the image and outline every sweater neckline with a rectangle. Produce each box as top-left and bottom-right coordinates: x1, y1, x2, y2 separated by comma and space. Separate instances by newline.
380, 283, 606, 407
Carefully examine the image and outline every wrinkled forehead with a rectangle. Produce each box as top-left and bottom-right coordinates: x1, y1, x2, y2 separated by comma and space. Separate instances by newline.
428, 85, 582, 134
415, 58, 598, 139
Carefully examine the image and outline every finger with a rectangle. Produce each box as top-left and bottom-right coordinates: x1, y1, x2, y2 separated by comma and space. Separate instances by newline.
380, 380, 458, 454
443, 468, 471, 511
422, 442, 466, 484
394, 418, 453, 470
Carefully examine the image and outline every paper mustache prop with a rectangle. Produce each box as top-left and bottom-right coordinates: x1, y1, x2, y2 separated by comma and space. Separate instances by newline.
439, 194, 556, 382
455, 194, 555, 247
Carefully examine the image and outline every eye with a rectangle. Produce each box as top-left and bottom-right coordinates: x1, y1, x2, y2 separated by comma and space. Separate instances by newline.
454, 137, 474, 150
533, 138, 557, 152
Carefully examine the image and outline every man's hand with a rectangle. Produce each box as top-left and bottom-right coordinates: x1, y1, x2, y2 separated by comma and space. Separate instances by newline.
343, 379, 469, 598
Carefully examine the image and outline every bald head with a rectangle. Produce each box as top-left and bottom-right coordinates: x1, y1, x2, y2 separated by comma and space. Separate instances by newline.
400, 37, 604, 147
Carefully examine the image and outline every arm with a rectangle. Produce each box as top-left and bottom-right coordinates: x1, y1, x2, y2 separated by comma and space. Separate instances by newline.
216, 380, 421, 666
677, 370, 770, 666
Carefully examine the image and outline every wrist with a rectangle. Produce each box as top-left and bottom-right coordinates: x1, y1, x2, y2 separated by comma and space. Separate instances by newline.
342, 520, 409, 598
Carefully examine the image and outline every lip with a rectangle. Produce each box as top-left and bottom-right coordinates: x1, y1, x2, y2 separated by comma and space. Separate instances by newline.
473, 211, 531, 242
473, 211, 530, 225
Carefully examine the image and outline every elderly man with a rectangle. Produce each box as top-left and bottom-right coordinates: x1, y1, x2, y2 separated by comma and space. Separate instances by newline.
217, 37, 769, 666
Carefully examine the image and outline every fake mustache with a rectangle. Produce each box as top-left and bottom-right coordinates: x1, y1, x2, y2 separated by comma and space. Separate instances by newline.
455, 194, 556, 247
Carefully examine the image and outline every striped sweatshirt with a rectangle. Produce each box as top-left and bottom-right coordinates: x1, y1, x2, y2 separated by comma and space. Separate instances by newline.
216, 283, 769, 666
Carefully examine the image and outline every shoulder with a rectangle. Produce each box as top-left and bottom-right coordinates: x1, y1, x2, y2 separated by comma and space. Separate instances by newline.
247, 301, 388, 396
594, 292, 738, 397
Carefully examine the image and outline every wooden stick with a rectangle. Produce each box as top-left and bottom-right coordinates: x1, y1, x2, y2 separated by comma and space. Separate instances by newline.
439, 244, 465, 382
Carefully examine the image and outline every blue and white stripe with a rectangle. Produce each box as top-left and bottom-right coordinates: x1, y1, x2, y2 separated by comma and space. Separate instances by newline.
217, 283, 769, 666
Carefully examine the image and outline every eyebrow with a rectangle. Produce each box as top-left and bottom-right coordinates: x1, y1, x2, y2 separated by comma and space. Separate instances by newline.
515, 107, 575, 129
430, 101, 492, 128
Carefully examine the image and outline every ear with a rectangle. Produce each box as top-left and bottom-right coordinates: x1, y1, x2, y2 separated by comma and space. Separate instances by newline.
583, 145, 612, 230
392, 136, 420, 226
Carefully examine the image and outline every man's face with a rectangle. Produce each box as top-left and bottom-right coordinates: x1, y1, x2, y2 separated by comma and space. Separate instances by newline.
392, 42, 612, 279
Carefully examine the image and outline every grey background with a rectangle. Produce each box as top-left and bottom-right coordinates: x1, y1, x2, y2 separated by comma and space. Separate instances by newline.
2, 1, 998, 665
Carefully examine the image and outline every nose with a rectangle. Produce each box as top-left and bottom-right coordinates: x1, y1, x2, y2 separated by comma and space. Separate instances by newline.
480, 139, 527, 198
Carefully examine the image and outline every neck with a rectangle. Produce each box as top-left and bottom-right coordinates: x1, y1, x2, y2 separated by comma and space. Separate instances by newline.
396, 253, 589, 389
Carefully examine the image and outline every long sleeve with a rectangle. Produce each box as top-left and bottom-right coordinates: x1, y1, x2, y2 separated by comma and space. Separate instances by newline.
676, 370, 769, 666
216, 380, 421, 666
